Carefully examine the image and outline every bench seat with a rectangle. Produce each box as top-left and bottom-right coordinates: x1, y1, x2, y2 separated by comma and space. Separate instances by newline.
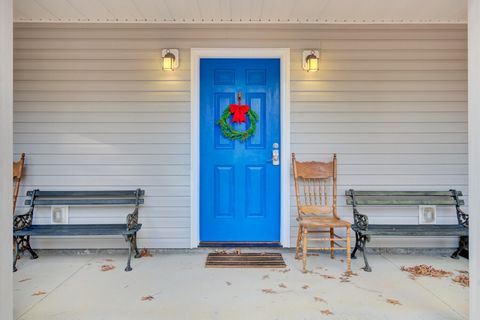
352, 224, 468, 237
14, 224, 142, 237
13, 189, 144, 272
345, 189, 469, 272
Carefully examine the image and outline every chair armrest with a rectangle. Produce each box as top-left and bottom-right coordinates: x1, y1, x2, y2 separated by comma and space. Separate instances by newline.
353, 208, 369, 231
13, 208, 34, 231
456, 207, 469, 227
126, 207, 139, 230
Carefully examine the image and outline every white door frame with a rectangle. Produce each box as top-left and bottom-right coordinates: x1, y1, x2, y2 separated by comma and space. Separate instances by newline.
469, 0, 480, 317
190, 48, 291, 248
0, 0, 13, 319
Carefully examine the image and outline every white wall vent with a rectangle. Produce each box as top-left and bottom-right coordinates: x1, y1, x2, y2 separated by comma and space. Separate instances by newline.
418, 205, 436, 224
51, 206, 69, 224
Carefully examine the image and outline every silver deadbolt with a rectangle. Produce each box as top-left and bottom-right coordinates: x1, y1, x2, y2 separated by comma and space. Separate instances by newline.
272, 143, 280, 166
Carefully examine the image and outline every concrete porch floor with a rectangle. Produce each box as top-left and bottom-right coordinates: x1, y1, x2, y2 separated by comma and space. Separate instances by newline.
13, 250, 468, 320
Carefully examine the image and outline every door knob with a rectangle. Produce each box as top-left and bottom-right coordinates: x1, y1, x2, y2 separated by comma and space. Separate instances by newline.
271, 143, 280, 166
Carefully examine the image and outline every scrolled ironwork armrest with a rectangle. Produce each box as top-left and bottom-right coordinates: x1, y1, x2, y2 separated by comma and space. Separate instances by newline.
456, 207, 469, 227
126, 207, 139, 230
353, 208, 369, 230
13, 208, 34, 231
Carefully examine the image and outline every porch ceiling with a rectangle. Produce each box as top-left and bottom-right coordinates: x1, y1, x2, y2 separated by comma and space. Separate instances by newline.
14, 0, 467, 24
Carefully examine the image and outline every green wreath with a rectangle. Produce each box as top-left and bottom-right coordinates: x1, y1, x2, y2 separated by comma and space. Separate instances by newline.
217, 106, 259, 142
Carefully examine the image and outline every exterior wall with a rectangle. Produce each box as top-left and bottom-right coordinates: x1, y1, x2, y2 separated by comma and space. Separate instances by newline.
13, 23, 467, 248
1, 1, 14, 319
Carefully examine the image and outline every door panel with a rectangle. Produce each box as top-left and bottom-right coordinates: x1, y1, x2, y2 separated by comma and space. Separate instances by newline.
200, 58, 280, 242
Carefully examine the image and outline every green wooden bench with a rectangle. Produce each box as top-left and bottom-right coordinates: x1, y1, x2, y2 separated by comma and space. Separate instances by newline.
345, 190, 469, 272
13, 189, 145, 272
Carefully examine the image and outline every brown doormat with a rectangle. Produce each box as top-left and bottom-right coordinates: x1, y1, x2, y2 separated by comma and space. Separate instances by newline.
205, 252, 286, 268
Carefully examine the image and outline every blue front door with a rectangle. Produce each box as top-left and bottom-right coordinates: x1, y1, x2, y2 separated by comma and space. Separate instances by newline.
200, 58, 281, 242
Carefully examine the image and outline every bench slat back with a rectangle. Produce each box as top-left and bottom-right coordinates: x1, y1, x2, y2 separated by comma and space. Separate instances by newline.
25, 190, 144, 206
346, 191, 462, 197
345, 190, 463, 206
26, 190, 145, 197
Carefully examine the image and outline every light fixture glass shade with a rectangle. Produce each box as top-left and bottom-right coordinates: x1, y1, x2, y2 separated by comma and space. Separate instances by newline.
306, 53, 319, 72
163, 52, 176, 71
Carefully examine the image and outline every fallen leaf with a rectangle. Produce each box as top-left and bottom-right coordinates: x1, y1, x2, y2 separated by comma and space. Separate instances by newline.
319, 274, 336, 280
104, 258, 114, 262
279, 268, 291, 273
452, 274, 469, 287
302, 285, 309, 290
339, 271, 358, 282
262, 275, 270, 280
345, 271, 358, 277
215, 248, 242, 255
456, 270, 469, 274
141, 295, 154, 301
386, 298, 402, 306
225, 281, 232, 286
314, 296, 327, 303
32, 291, 46, 296
262, 288, 277, 294
340, 259, 345, 263
278, 283, 287, 289
18, 278, 31, 283
100, 264, 115, 272
321, 309, 334, 315
400, 265, 452, 279
139, 248, 153, 257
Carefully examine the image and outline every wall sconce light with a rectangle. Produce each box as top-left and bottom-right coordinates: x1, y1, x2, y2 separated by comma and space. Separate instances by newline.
162, 49, 179, 71
302, 50, 320, 72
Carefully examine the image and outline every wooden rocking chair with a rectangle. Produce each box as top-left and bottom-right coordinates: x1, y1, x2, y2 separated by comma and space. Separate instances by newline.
13, 153, 26, 213
292, 153, 351, 273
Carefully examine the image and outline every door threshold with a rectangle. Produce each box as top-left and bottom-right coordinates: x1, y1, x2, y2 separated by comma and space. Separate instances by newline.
199, 241, 282, 248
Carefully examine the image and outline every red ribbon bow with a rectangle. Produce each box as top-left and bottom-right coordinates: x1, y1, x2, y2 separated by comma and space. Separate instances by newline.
229, 104, 250, 124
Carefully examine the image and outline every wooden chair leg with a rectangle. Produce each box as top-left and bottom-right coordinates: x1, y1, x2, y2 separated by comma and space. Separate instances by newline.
329, 228, 334, 259
346, 226, 351, 273
302, 228, 308, 272
295, 226, 302, 260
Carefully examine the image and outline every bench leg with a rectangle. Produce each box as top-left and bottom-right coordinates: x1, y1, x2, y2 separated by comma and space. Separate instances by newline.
133, 233, 141, 259
13, 237, 19, 272
24, 236, 38, 260
14, 236, 38, 262
351, 231, 360, 259
359, 235, 372, 272
124, 235, 134, 272
451, 236, 468, 259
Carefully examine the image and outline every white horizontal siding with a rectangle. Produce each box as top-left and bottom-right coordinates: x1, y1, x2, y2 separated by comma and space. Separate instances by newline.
13, 23, 468, 249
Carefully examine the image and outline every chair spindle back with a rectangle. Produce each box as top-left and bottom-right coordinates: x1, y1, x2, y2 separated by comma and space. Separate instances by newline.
12, 153, 26, 213
292, 153, 338, 219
